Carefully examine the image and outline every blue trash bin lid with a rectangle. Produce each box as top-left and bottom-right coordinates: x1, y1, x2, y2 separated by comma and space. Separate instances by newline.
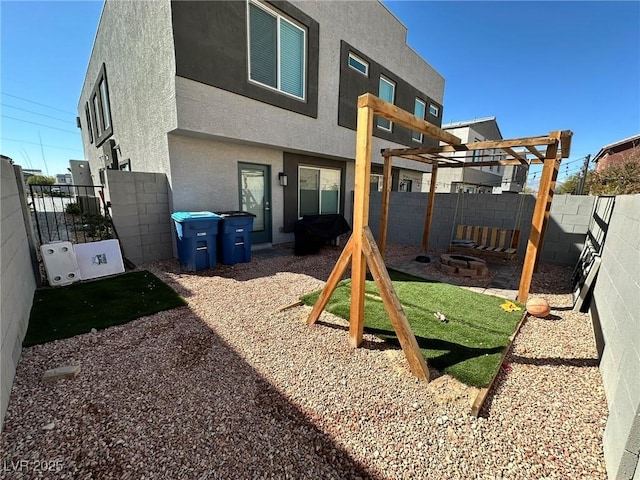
171, 211, 220, 222
213, 211, 257, 218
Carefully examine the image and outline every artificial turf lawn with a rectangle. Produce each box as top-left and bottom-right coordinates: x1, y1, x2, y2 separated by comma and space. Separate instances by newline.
24, 270, 186, 347
300, 270, 524, 387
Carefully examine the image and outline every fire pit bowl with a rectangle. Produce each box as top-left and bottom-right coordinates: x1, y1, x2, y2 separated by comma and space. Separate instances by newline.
439, 253, 489, 277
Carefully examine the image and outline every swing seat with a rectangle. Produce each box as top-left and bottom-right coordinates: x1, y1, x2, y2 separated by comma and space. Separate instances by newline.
449, 225, 520, 260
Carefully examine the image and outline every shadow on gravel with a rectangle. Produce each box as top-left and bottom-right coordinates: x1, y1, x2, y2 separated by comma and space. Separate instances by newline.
509, 355, 600, 368
1, 306, 378, 479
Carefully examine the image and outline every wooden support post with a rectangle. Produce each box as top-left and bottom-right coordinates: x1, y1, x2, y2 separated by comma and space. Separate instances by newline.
517, 132, 560, 302
349, 101, 375, 348
534, 159, 559, 271
307, 236, 354, 325
362, 227, 429, 381
421, 163, 439, 252
378, 155, 393, 259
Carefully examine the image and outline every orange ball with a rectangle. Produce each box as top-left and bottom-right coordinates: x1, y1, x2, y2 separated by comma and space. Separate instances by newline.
526, 297, 551, 318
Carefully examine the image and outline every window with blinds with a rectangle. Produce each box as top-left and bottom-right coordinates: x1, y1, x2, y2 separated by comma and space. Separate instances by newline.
248, 1, 306, 100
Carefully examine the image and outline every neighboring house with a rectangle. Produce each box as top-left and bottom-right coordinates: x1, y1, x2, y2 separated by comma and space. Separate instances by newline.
77, 0, 446, 246
21, 168, 43, 184
593, 133, 640, 173
423, 117, 527, 194
55, 173, 73, 185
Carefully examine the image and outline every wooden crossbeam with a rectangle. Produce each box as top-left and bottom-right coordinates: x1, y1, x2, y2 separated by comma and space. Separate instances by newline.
502, 147, 528, 165
437, 159, 540, 168
359, 94, 462, 146
526, 145, 545, 161
383, 135, 557, 157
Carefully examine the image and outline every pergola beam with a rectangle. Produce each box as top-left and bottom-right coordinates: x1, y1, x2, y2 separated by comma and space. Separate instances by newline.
359, 94, 462, 146
435, 159, 539, 168
502, 147, 528, 165
383, 135, 557, 157
526, 145, 545, 161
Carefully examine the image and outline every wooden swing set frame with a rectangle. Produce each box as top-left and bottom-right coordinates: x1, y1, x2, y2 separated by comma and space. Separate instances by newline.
307, 93, 572, 382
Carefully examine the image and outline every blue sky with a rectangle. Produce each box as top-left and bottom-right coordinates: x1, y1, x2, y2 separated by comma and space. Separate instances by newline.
1, 1, 639, 186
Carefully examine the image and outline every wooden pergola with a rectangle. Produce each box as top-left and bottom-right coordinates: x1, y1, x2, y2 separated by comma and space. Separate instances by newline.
307, 93, 572, 382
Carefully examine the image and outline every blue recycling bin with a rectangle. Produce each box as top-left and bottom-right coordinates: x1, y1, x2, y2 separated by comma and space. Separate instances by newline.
171, 211, 221, 271
214, 211, 256, 265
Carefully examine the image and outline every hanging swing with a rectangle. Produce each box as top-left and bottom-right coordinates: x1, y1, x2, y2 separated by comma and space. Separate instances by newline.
447, 184, 524, 261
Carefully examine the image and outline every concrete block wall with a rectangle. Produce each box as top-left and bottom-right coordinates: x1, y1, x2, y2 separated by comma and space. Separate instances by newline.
1, 159, 37, 431
541, 194, 595, 265
366, 192, 595, 266
591, 195, 640, 479
106, 170, 172, 266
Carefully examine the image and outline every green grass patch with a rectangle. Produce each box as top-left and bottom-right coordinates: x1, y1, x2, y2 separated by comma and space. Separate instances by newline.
24, 271, 186, 347
300, 270, 523, 387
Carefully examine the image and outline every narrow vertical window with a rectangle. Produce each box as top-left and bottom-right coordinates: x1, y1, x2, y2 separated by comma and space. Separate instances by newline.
85, 103, 93, 144
377, 76, 395, 131
100, 80, 111, 130
92, 94, 103, 136
412, 98, 426, 142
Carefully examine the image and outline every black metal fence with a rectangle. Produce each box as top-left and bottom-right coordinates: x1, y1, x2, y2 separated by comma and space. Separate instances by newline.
28, 184, 114, 246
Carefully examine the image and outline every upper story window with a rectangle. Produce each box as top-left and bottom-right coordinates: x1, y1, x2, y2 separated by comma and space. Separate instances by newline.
248, 0, 306, 100
429, 103, 439, 117
377, 76, 395, 131
99, 80, 111, 130
412, 98, 426, 142
472, 138, 484, 163
348, 52, 369, 76
89, 63, 113, 147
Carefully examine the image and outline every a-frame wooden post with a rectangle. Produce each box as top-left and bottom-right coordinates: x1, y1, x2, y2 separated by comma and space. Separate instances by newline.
378, 154, 393, 259
306, 94, 463, 383
517, 131, 561, 302
421, 162, 439, 252
348, 100, 375, 348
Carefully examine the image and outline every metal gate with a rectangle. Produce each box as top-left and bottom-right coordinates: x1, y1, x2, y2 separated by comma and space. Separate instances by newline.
28, 184, 114, 247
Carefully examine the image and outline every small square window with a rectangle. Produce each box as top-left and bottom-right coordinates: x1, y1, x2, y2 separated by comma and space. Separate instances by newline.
429, 104, 439, 117
348, 52, 368, 76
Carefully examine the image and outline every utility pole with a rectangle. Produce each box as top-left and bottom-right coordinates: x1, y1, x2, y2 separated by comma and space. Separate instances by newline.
576, 154, 591, 195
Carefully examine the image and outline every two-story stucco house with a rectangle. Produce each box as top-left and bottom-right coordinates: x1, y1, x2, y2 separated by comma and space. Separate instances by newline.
78, 0, 446, 247
425, 117, 527, 194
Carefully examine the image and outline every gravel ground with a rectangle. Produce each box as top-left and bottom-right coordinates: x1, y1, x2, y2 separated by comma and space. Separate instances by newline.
1, 244, 607, 479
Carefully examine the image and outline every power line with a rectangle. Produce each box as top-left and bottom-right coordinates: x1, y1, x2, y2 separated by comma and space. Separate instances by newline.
1, 115, 80, 135
0, 92, 76, 115
0, 137, 83, 152
2, 103, 77, 125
